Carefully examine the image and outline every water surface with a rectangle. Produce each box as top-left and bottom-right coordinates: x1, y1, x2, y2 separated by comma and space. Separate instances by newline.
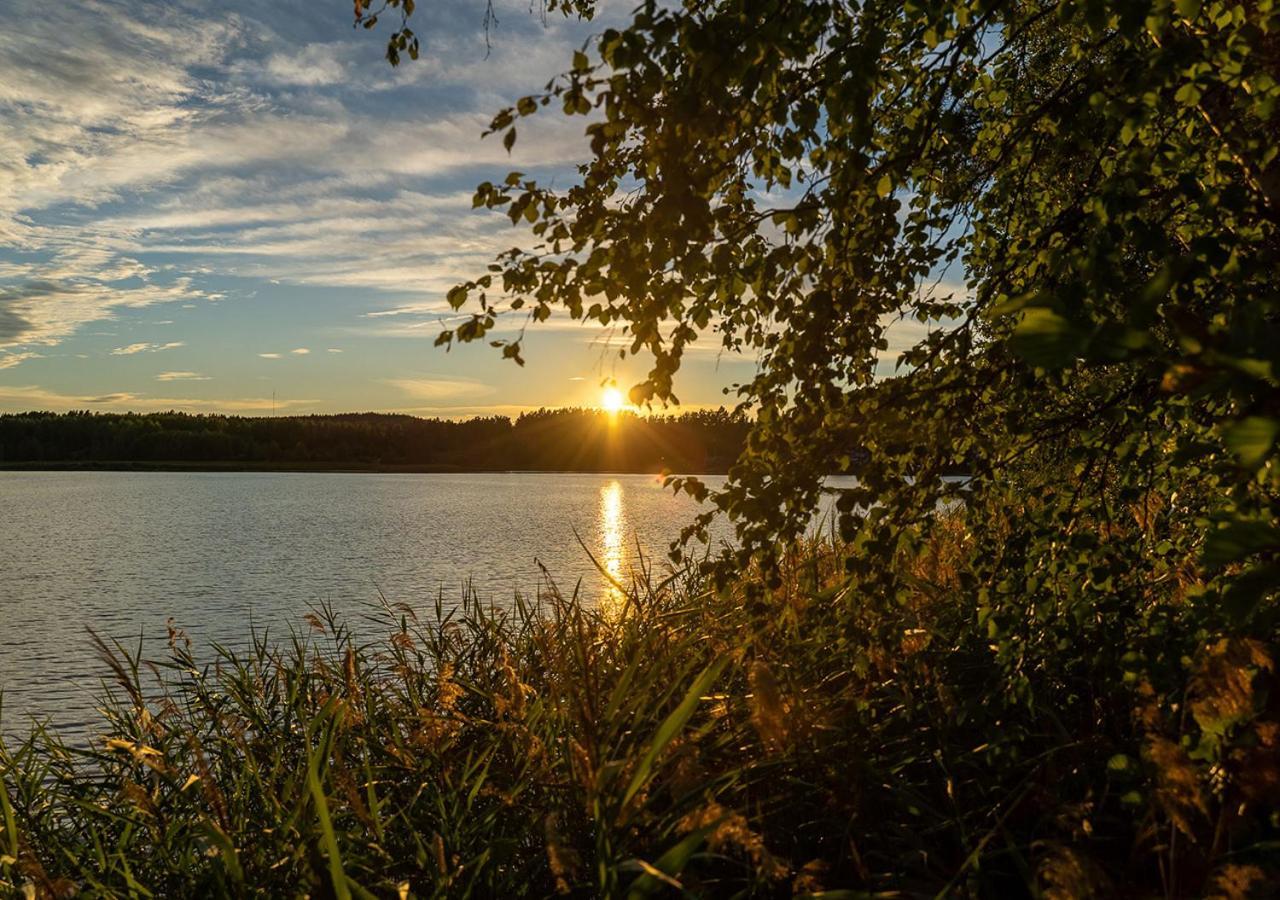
3, 471, 806, 737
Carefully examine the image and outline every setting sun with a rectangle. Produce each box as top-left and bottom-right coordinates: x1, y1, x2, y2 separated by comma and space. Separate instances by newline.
601, 386, 625, 413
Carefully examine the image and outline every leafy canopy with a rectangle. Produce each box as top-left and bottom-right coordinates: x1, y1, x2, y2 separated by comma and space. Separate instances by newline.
361, 0, 1278, 615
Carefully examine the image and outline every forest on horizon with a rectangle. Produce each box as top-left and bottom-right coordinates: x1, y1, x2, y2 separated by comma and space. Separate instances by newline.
0, 408, 752, 473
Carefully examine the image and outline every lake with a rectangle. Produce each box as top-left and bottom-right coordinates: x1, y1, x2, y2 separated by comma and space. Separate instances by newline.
0, 471, 847, 739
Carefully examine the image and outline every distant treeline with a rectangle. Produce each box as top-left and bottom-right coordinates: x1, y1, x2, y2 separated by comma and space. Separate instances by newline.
0, 409, 751, 473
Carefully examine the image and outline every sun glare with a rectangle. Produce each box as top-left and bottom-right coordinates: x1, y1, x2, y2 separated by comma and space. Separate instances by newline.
601, 386, 625, 413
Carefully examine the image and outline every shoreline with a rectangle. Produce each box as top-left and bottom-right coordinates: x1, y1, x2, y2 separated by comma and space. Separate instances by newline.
0, 460, 732, 475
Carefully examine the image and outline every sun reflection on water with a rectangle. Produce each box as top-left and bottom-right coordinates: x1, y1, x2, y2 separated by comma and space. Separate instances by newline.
599, 479, 626, 613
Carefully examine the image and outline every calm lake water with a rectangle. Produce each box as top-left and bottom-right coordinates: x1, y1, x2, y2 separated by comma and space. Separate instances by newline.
0, 471, 847, 739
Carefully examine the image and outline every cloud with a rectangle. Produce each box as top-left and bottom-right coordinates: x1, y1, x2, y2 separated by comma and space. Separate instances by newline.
0, 383, 312, 415
326, 348, 343, 353
0, 0, 603, 357
1, 276, 211, 350
259, 43, 349, 87
258, 352, 282, 359
0, 298, 34, 343
110, 341, 185, 355
291, 347, 310, 355
0, 350, 42, 370
155, 371, 210, 381
385, 376, 495, 401
381, 403, 559, 419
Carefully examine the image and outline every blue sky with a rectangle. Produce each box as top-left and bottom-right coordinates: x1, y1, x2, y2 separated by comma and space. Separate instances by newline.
0, 0, 768, 416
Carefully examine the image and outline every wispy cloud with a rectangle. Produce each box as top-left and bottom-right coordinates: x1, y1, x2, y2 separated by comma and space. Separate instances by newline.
0, 383, 312, 414
258, 352, 282, 359
111, 341, 185, 355
0, 351, 42, 369
291, 347, 310, 355
1, 276, 213, 350
258, 43, 350, 87
155, 370, 210, 381
385, 376, 495, 401
111, 341, 186, 355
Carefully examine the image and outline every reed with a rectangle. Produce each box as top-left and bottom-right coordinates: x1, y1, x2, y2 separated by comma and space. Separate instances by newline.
1, 529, 1275, 897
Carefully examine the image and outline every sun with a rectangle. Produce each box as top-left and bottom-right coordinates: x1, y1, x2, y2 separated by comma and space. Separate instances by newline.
601, 386, 625, 413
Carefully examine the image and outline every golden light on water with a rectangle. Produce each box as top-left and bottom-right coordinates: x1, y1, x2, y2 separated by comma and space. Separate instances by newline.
599, 479, 626, 613
601, 386, 625, 413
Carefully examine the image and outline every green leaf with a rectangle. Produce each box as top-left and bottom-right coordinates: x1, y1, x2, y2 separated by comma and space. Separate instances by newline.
1203, 520, 1280, 567
624, 825, 715, 899
0, 777, 18, 860
197, 820, 244, 884
1010, 308, 1086, 368
1223, 416, 1279, 469
1222, 562, 1280, 622
307, 712, 351, 900
622, 655, 728, 809
1107, 754, 1133, 774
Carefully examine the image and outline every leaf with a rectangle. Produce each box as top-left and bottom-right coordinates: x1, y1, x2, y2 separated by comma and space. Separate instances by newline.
503, 128, 517, 152
1223, 416, 1279, 469
307, 714, 351, 900
624, 826, 713, 899
1010, 308, 1086, 368
0, 777, 17, 859
876, 174, 892, 198
628, 858, 683, 890
198, 820, 245, 883
622, 655, 728, 809
1202, 520, 1280, 567
1222, 563, 1280, 622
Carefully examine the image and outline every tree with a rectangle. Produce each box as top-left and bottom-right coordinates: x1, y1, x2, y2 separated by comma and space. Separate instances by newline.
359, 0, 1278, 614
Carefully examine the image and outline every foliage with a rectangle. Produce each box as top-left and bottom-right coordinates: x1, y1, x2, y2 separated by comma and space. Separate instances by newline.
2, 521, 1276, 897
366, 0, 1279, 604
0, 409, 750, 473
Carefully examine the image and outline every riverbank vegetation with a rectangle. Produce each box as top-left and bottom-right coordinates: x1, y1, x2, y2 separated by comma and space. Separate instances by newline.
2, 503, 1275, 897
0, 409, 750, 474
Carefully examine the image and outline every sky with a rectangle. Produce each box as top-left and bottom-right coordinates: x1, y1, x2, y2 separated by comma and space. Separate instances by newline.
0, 0, 768, 417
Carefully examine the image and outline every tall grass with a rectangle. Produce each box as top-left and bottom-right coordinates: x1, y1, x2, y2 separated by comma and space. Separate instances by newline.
1, 524, 1276, 897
